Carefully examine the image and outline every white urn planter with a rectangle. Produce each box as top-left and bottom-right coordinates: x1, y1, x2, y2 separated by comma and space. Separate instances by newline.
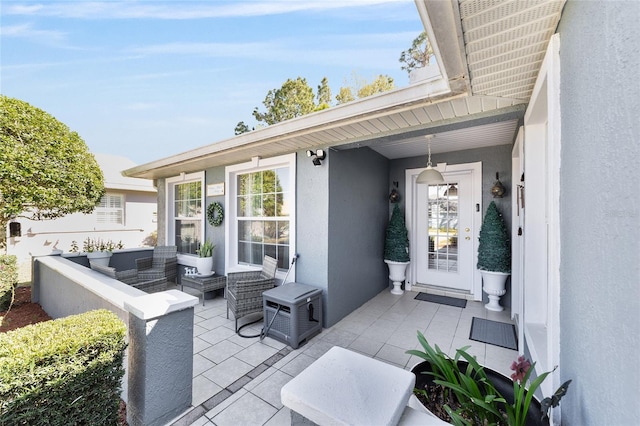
87, 251, 112, 267
384, 260, 409, 295
481, 271, 510, 312
196, 257, 214, 275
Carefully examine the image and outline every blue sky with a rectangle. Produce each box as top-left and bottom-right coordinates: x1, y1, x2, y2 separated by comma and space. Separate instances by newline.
1, 1, 424, 165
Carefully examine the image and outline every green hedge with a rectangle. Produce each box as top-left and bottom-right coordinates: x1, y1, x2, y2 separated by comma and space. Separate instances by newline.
0, 255, 18, 311
0, 309, 127, 425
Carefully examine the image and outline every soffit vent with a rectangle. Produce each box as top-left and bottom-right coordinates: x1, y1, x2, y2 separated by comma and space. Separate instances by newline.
458, 0, 565, 100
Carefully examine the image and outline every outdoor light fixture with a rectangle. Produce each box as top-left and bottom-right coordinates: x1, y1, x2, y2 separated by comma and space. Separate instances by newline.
491, 172, 506, 198
306, 149, 326, 166
416, 135, 444, 184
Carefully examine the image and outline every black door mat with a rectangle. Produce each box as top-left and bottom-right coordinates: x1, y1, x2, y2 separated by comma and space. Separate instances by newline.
469, 317, 518, 350
414, 293, 467, 308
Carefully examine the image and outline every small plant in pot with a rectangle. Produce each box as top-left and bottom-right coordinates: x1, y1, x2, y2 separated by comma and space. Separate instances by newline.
384, 203, 410, 295
72, 238, 124, 267
196, 239, 215, 275
477, 201, 511, 311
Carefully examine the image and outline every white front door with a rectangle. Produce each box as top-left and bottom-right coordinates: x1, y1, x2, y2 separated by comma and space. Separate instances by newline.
406, 162, 482, 298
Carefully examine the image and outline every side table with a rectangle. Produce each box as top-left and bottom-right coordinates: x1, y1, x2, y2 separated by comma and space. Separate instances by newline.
181, 274, 226, 306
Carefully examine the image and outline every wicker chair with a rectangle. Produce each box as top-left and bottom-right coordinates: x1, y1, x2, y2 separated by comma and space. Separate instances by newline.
226, 256, 278, 332
136, 246, 178, 283
90, 263, 167, 293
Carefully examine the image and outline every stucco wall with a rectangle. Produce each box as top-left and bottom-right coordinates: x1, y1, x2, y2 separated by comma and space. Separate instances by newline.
296, 150, 330, 324
326, 148, 390, 327
558, 1, 640, 424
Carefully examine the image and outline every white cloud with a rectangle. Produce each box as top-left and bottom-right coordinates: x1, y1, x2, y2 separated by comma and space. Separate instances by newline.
0, 23, 67, 44
2, 0, 410, 20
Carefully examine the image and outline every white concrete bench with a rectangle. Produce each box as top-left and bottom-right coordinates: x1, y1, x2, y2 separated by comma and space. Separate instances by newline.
281, 346, 441, 425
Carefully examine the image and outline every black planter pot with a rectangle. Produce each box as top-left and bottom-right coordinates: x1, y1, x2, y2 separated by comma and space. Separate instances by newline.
411, 361, 549, 426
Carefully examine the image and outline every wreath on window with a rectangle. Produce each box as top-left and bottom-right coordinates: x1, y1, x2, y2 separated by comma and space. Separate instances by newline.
207, 202, 224, 227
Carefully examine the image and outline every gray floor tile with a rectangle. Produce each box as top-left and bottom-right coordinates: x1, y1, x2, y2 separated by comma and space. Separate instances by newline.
250, 369, 294, 409
210, 392, 278, 426
193, 353, 216, 376
202, 356, 254, 388
234, 341, 280, 366
264, 407, 292, 426
192, 375, 223, 406
200, 339, 243, 364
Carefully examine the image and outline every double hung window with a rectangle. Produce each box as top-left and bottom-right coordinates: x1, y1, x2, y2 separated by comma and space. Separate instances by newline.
227, 154, 295, 270
167, 172, 204, 255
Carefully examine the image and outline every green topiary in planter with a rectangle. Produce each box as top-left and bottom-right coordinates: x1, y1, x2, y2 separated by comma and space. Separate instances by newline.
384, 204, 410, 262
477, 201, 511, 273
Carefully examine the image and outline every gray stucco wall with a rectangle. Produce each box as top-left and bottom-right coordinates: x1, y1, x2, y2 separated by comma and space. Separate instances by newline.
296, 149, 331, 323
390, 144, 514, 306
204, 166, 227, 274
327, 148, 390, 327
295, 147, 390, 327
558, 2, 640, 424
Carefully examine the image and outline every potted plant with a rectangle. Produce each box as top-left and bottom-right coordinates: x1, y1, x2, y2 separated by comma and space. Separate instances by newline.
196, 239, 215, 275
407, 332, 571, 426
477, 201, 511, 311
384, 203, 410, 295
74, 238, 123, 267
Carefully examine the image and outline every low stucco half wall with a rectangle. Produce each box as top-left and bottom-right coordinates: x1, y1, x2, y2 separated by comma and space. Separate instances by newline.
32, 255, 198, 426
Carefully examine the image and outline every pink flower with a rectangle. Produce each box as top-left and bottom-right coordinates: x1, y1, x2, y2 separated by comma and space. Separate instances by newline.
510, 356, 531, 383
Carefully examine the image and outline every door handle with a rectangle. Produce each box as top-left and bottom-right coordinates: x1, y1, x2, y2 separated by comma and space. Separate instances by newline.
465, 236, 470, 240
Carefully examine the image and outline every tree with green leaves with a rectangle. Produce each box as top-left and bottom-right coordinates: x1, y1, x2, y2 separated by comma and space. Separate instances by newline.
316, 77, 332, 110
357, 75, 395, 98
252, 77, 316, 126
234, 121, 252, 135
0, 95, 105, 249
336, 73, 395, 105
399, 31, 434, 75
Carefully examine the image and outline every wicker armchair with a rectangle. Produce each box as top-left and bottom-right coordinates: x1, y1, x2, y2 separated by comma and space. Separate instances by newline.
226, 256, 278, 332
90, 263, 167, 293
136, 246, 178, 283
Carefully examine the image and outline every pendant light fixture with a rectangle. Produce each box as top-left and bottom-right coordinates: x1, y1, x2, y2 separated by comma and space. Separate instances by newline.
416, 135, 444, 184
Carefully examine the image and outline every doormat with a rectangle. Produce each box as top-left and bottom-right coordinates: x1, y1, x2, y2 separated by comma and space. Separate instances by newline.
469, 317, 517, 350
414, 293, 467, 308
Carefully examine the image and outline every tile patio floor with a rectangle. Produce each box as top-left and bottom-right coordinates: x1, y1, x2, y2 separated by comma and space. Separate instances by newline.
169, 288, 518, 426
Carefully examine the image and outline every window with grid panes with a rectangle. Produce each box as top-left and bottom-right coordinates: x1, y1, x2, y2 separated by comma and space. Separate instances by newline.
236, 167, 291, 269
171, 178, 203, 255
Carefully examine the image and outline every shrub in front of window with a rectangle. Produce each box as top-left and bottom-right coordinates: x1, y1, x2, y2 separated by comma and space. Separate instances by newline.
0, 309, 127, 424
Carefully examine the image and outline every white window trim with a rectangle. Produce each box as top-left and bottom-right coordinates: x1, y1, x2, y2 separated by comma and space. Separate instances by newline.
522, 33, 561, 415
225, 154, 296, 279
166, 171, 205, 266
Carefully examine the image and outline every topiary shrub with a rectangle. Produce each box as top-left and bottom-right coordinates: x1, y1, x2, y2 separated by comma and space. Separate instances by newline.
384, 203, 410, 262
0, 309, 127, 425
477, 201, 511, 273
0, 255, 18, 311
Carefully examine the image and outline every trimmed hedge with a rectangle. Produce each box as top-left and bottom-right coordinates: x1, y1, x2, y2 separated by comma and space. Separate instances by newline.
0, 309, 127, 425
0, 255, 18, 311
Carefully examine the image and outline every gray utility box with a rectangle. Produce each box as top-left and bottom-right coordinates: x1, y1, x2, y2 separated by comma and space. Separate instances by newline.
262, 283, 322, 349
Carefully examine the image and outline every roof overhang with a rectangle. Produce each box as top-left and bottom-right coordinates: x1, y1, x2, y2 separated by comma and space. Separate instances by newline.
124, 0, 563, 181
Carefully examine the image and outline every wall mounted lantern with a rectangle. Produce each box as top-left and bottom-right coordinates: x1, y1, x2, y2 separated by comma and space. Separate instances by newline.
491, 172, 506, 198
306, 149, 326, 166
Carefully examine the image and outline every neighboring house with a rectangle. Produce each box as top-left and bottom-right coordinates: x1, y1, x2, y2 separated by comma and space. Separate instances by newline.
124, 1, 639, 424
7, 153, 157, 280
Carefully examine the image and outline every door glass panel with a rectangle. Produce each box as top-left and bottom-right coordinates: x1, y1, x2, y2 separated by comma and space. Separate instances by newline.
427, 183, 458, 272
